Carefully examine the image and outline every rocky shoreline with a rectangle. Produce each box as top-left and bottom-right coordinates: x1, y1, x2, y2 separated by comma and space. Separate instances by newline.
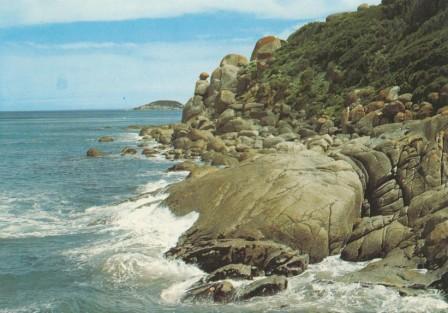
87, 0, 448, 304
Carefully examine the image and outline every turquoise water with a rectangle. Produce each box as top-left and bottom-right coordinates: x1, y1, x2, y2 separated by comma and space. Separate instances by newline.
1, 110, 447, 313
0, 110, 201, 312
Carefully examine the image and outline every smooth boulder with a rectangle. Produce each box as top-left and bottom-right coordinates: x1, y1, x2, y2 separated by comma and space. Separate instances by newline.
165, 150, 364, 263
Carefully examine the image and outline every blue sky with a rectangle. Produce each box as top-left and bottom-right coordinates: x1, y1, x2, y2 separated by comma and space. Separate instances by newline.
0, 0, 380, 111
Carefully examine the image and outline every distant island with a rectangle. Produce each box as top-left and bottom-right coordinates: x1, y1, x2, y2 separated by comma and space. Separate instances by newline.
133, 100, 183, 111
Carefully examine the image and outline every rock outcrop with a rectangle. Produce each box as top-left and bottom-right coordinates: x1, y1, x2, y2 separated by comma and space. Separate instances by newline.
165, 151, 364, 263
126, 0, 448, 303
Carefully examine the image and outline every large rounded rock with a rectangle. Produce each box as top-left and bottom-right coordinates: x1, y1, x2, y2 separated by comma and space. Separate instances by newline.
195, 80, 209, 96
251, 36, 282, 61
199, 72, 209, 80
216, 90, 236, 114
220, 54, 249, 67
209, 65, 240, 94
182, 96, 205, 123
220, 65, 240, 91
165, 150, 364, 263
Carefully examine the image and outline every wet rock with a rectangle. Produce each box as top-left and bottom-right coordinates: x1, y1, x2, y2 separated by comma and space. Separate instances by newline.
237, 276, 287, 300
121, 147, 137, 155
183, 281, 235, 303
430, 272, 448, 293
166, 238, 308, 276
86, 148, 104, 157
98, 136, 114, 143
205, 264, 257, 282
142, 148, 158, 157
340, 253, 431, 290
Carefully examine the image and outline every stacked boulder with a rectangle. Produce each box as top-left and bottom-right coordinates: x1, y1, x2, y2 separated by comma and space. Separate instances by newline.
343, 85, 448, 136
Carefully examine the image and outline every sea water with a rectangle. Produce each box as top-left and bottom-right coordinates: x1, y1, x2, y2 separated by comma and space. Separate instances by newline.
0, 110, 447, 313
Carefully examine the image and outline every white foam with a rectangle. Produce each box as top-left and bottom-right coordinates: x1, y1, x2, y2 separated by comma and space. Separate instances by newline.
219, 256, 448, 313
62, 177, 202, 288
160, 277, 202, 304
116, 132, 140, 143
0, 192, 80, 239
102, 253, 202, 284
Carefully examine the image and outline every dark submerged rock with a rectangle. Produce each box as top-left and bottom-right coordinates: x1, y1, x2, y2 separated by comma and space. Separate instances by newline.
86, 148, 104, 157
98, 136, 114, 143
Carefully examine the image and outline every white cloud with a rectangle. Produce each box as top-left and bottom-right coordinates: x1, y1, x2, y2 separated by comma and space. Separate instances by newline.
0, 40, 254, 110
0, 0, 382, 27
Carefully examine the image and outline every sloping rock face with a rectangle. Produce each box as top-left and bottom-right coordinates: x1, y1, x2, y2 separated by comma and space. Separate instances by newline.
165, 150, 364, 263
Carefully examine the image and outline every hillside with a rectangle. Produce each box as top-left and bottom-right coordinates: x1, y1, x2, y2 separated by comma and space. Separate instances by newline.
237, 0, 448, 120
133, 100, 183, 111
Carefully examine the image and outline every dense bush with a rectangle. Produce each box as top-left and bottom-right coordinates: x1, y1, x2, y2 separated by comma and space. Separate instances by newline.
240, 0, 448, 118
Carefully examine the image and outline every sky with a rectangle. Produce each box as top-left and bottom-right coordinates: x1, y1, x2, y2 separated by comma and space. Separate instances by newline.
0, 0, 381, 111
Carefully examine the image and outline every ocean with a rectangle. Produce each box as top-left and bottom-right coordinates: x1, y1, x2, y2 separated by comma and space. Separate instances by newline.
0, 110, 447, 313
